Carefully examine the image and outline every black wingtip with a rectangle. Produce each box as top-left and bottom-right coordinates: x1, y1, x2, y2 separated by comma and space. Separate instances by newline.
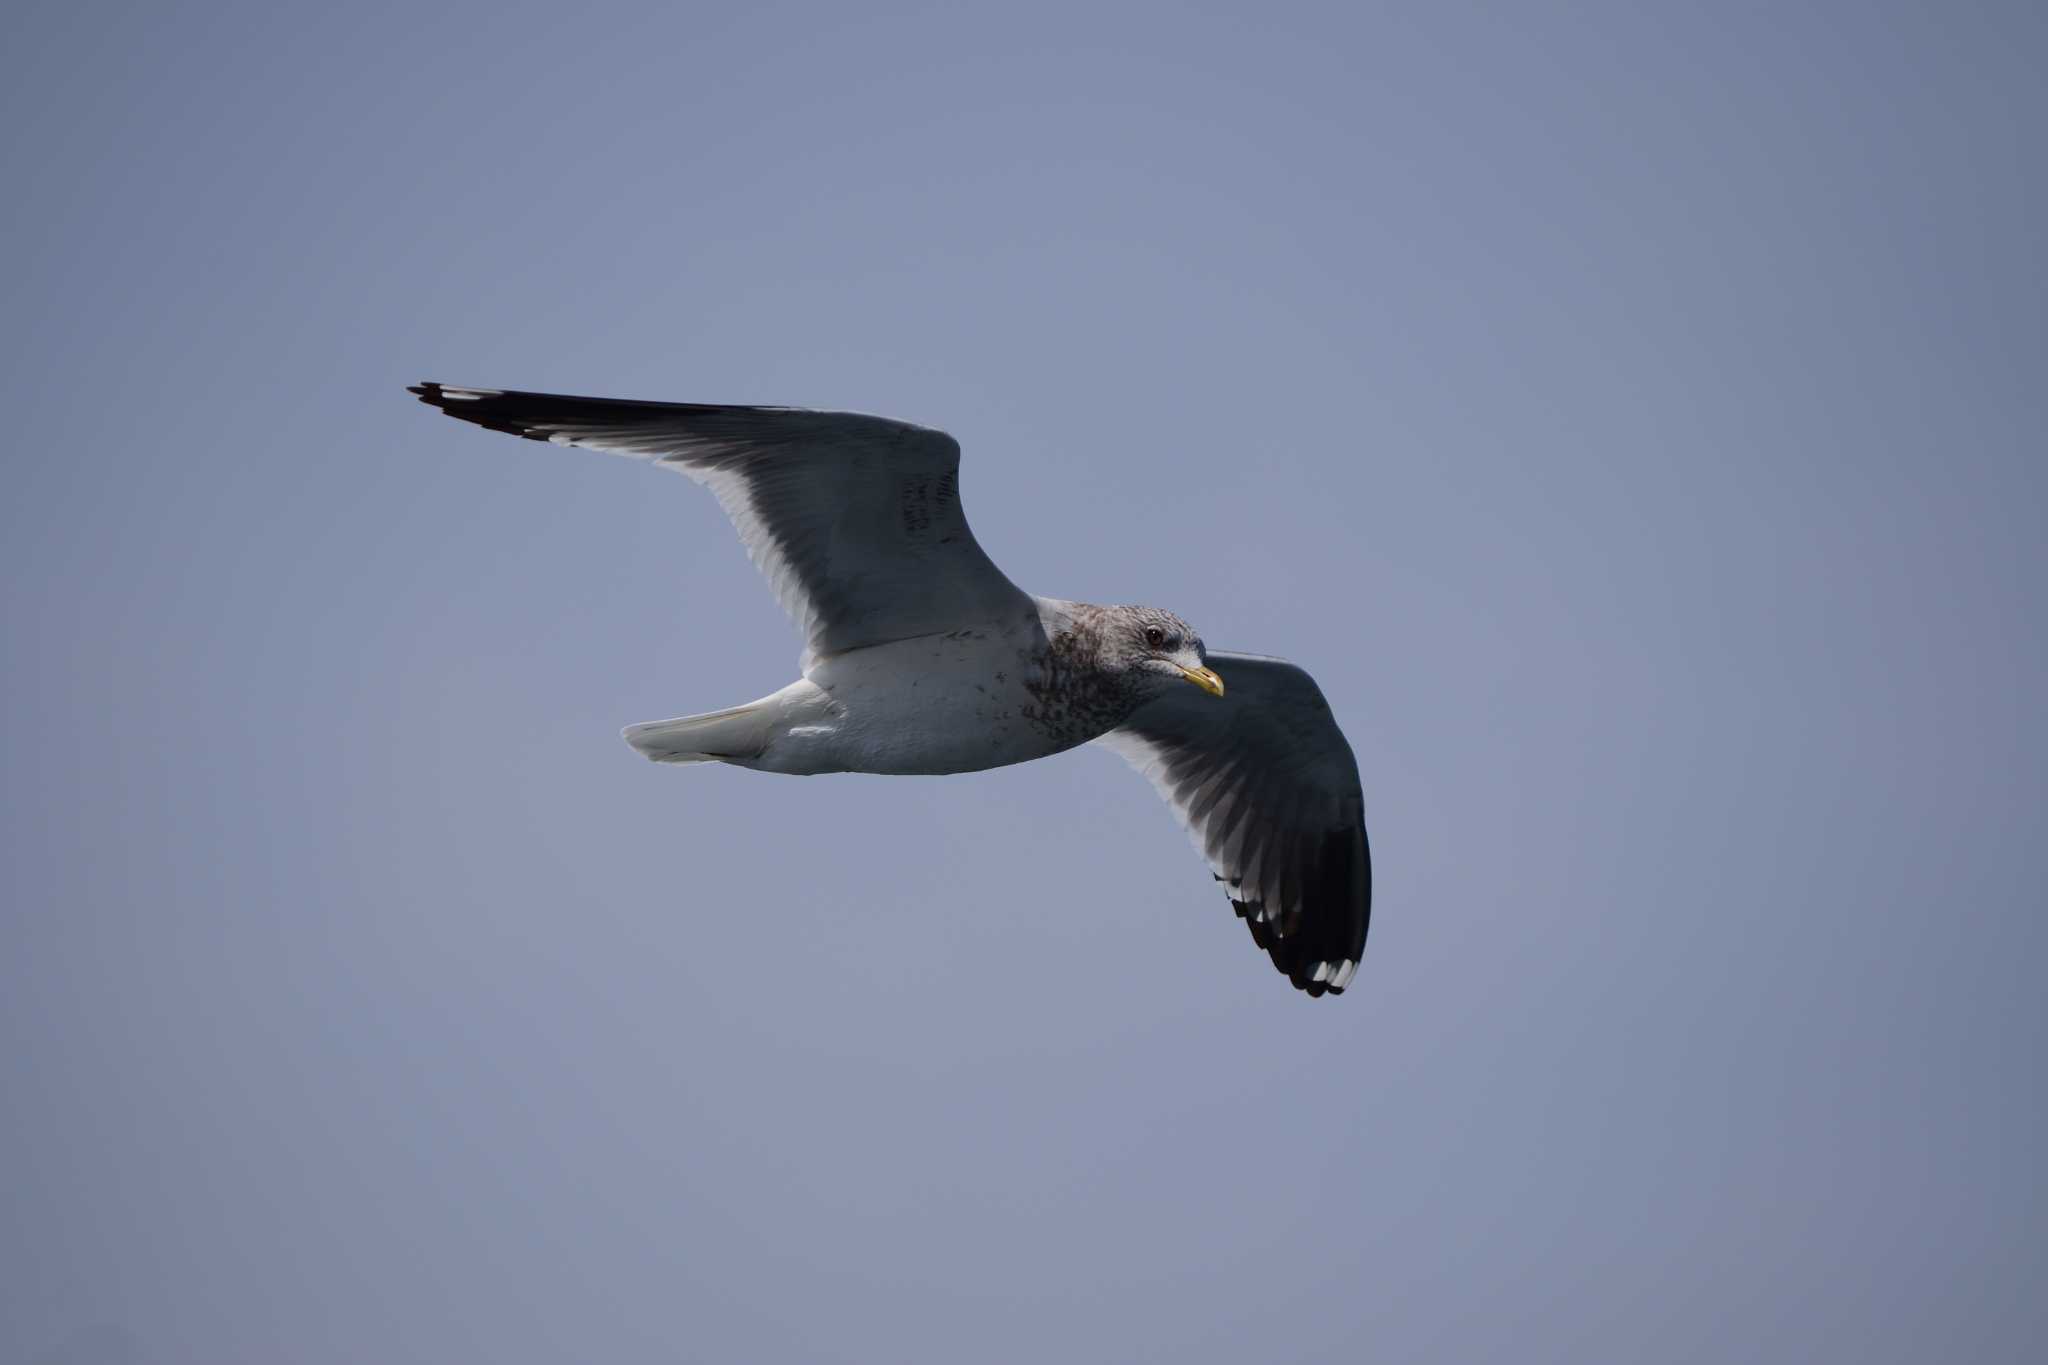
409, 381, 460, 414
405, 383, 553, 440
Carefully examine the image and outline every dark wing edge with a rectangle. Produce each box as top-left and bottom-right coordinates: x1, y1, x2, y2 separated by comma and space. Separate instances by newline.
406, 382, 960, 465
1098, 652, 1371, 997
408, 382, 855, 445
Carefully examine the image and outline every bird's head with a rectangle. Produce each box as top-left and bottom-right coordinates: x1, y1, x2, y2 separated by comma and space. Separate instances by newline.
1102, 606, 1224, 699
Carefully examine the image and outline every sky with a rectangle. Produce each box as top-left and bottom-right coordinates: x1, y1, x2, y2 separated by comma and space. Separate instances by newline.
4, 2, 2043, 1361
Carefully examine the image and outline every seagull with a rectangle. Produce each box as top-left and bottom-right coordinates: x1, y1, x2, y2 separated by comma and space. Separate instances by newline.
409, 383, 1371, 996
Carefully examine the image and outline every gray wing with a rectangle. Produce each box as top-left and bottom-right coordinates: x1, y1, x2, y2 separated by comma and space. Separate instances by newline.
410, 383, 1031, 660
1097, 652, 1370, 997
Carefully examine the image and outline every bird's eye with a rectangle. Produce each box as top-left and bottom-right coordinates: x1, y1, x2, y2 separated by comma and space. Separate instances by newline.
1144, 626, 1166, 649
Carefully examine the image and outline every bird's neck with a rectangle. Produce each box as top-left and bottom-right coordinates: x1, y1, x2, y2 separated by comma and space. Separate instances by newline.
1023, 599, 1147, 742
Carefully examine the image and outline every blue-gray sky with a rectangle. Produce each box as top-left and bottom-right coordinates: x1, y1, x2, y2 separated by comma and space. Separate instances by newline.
5, 3, 2043, 1361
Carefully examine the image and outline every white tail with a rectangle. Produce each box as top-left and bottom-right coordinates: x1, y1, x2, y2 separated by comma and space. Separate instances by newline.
621, 701, 772, 764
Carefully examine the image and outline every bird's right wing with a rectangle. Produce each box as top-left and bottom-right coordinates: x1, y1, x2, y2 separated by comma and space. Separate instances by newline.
409, 383, 1032, 660
1097, 652, 1370, 997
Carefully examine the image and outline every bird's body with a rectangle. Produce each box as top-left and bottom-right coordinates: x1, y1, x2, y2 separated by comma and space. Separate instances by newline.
410, 382, 1372, 995
682, 599, 1140, 776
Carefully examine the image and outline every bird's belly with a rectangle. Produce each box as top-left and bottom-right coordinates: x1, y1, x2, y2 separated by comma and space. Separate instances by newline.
799, 630, 1080, 775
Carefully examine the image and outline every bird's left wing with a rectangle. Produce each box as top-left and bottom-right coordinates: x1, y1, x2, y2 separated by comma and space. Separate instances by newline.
1096, 652, 1370, 997
409, 383, 1031, 661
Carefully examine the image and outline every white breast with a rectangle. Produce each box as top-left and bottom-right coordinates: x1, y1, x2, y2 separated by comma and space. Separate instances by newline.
764, 619, 1074, 776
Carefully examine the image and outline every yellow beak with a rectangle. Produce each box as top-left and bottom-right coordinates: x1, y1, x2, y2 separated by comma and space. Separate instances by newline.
1179, 665, 1226, 698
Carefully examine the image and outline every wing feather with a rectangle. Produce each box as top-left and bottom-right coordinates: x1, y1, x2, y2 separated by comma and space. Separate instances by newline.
1098, 652, 1371, 996
410, 383, 1030, 660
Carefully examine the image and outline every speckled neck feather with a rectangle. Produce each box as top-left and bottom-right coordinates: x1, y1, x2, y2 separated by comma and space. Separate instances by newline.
1019, 603, 1153, 745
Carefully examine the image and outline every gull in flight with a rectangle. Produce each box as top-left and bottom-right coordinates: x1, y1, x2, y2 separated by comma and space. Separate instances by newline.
410, 384, 1372, 996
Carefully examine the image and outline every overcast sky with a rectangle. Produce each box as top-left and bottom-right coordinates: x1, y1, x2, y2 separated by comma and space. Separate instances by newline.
5, 3, 2043, 1361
